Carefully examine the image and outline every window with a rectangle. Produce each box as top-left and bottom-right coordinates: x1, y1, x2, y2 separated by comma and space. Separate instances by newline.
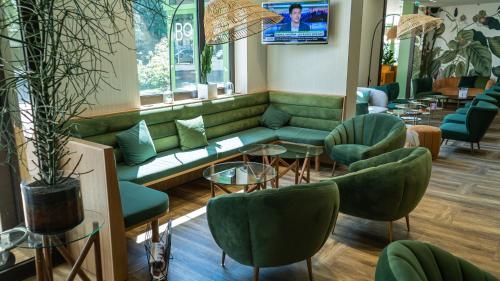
133, 0, 232, 97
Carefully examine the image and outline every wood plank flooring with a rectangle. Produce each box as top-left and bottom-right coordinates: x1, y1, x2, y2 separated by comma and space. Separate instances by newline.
28, 109, 500, 280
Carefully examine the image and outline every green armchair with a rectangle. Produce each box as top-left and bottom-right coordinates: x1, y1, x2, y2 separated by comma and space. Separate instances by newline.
376, 240, 499, 281
206, 182, 340, 281
441, 101, 498, 153
328, 147, 432, 241
411, 77, 441, 99
455, 93, 497, 115
324, 113, 406, 175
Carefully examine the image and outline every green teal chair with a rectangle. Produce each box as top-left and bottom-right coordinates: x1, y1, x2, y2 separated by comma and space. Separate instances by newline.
455, 93, 498, 115
441, 101, 498, 153
485, 88, 500, 104
411, 77, 441, 99
375, 240, 499, 281
206, 182, 340, 281
324, 113, 406, 175
119, 181, 169, 241
328, 147, 432, 242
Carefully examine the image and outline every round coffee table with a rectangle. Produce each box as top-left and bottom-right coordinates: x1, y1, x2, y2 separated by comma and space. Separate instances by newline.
239, 144, 286, 187
278, 143, 324, 184
203, 161, 277, 197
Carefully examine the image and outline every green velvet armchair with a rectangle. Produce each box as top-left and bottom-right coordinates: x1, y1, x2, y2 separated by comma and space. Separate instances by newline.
441, 101, 498, 153
328, 147, 432, 242
324, 113, 406, 175
376, 240, 499, 281
411, 77, 441, 99
206, 182, 340, 281
455, 93, 497, 115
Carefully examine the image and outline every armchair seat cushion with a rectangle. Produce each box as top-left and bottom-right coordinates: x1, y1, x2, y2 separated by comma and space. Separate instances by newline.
329, 144, 370, 165
456, 107, 468, 115
275, 126, 329, 146
440, 123, 469, 142
119, 181, 168, 228
443, 113, 466, 124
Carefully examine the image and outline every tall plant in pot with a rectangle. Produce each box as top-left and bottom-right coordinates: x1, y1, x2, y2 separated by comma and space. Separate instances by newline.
197, 45, 216, 99
0, 0, 166, 234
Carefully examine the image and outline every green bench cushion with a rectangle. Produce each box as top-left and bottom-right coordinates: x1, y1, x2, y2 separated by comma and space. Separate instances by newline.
443, 113, 466, 124
275, 126, 329, 146
208, 127, 278, 159
119, 181, 168, 228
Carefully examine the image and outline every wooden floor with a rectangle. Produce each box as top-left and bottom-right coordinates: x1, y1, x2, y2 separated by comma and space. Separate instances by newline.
31, 109, 500, 280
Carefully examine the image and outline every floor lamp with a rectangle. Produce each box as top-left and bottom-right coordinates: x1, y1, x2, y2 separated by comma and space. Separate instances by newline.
367, 13, 443, 86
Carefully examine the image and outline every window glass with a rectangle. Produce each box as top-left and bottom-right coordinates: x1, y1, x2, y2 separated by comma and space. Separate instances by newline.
204, 0, 230, 86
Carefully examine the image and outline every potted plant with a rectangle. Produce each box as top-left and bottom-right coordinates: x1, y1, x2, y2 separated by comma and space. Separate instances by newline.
0, 0, 165, 234
197, 45, 217, 99
382, 44, 396, 70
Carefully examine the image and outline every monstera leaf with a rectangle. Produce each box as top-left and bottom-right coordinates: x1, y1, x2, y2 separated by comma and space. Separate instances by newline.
440, 50, 458, 64
443, 64, 456, 77
455, 61, 467, 77
457, 30, 474, 45
493, 66, 500, 78
430, 60, 441, 77
467, 41, 492, 77
488, 36, 500, 58
448, 40, 459, 50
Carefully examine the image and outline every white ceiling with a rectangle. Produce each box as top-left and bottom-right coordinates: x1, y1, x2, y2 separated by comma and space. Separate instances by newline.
418, 0, 500, 7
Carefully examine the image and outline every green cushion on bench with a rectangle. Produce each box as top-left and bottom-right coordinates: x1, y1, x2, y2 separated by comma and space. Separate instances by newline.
208, 127, 278, 159
275, 126, 329, 146
119, 181, 168, 228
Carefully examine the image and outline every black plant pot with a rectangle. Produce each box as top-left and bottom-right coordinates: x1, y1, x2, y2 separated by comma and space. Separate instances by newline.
21, 176, 84, 234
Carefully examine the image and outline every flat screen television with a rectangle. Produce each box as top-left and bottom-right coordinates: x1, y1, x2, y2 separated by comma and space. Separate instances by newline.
262, 1, 330, 45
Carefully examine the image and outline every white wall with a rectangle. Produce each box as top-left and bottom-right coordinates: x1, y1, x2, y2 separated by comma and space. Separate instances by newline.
358, 0, 386, 87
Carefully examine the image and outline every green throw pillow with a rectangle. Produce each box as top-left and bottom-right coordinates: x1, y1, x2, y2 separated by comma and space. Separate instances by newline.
260, 105, 291, 129
474, 76, 490, 89
356, 90, 371, 103
175, 116, 208, 151
116, 120, 157, 166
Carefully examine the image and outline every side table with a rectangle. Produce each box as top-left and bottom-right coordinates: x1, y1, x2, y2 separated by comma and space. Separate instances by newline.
17, 210, 105, 281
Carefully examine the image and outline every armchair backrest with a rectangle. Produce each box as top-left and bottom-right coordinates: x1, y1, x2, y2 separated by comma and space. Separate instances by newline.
370, 83, 400, 101
342, 114, 405, 146
207, 182, 339, 267
411, 78, 433, 98
466, 101, 498, 142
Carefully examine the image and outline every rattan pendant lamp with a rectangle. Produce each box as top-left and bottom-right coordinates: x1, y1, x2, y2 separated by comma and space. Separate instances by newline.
396, 14, 443, 39
204, 0, 283, 45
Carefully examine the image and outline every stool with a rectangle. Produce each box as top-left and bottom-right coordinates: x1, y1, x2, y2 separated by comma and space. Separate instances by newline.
407, 125, 441, 160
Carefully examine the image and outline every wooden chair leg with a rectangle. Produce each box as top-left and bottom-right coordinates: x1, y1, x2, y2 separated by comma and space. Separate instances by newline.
405, 215, 410, 232
315, 156, 320, 172
221, 251, 226, 267
306, 257, 314, 281
445, 139, 449, 145
151, 220, 159, 243
253, 266, 260, 281
470, 142, 474, 153
477, 142, 481, 151
387, 221, 393, 243
441, 139, 445, 145
331, 162, 336, 177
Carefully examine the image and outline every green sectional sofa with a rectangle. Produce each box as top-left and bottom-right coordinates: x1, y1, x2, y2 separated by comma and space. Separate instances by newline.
71, 92, 344, 186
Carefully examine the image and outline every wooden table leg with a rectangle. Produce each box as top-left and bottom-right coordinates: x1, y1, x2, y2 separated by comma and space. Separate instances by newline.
93, 223, 103, 281
315, 156, 320, 172
294, 160, 299, 184
274, 156, 280, 188
35, 248, 45, 281
43, 237, 53, 281
210, 181, 215, 198
306, 158, 311, 183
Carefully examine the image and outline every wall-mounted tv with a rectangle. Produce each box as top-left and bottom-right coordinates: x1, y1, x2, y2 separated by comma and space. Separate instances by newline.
262, 1, 330, 45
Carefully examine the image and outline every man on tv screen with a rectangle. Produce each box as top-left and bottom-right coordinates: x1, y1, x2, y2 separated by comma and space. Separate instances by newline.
279, 3, 310, 32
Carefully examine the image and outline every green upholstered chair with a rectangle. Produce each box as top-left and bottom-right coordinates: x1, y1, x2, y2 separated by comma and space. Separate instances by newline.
206, 182, 340, 281
441, 101, 498, 153
119, 181, 169, 241
485, 88, 500, 104
324, 113, 406, 175
411, 77, 440, 99
356, 102, 369, 115
375, 240, 499, 281
455, 93, 498, 115
328, 147, 432, 242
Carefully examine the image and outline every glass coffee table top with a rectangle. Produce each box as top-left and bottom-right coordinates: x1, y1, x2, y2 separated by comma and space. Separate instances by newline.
279, 143, 324, 159
0, 227, 28, 252
203, 161, 277, 186
16, 210, 104, 249
239, 144, 287, 157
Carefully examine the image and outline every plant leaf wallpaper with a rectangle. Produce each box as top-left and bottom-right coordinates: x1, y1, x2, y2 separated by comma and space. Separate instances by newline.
425, 4, 500, 80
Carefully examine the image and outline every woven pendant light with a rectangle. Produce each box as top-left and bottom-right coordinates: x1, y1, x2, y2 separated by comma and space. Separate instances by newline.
204, 0, 283, 45
385, 26, 398, 41
397, 14, 443, 39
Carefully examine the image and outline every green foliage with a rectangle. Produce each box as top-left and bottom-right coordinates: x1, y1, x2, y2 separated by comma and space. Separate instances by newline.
200, 45, 214, 84
137, 37, 170, 90
488, 36, 500, 58
382, 45, 396, 66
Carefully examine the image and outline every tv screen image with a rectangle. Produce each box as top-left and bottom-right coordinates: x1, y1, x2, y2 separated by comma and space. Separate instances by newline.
262, 1, 329, 45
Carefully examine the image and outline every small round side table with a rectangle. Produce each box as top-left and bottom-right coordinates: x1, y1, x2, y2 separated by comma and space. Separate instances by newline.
17, 210, 105, 281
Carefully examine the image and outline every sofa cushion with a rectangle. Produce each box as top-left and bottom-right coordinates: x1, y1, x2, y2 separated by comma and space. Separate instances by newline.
275, 126, 330, 146
443, 113, 466, 124
116, 120, 157, 166
330, 144, 370, 165
119, 181, 168, 228
117, 146, 218, 184
175, 116, 208, 151
260, 105, 291, 129
440, 123, 469, 142
209, 127, 278, 159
